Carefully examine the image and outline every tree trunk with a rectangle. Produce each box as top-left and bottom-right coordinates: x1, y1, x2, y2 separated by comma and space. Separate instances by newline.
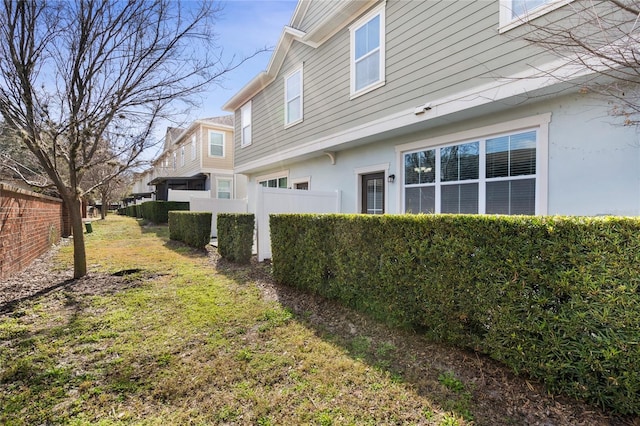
100, 198, 107, 220
67, 196, 88, 278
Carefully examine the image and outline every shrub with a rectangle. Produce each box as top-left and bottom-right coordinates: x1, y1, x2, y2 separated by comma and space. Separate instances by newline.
217, 213, 254, 264
140, 201, 189, 224
168, 211, 212, 249
270, 213, 640, 414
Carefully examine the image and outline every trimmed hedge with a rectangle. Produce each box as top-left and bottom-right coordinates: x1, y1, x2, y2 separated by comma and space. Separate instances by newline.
168, 211, 212, 249
139, 201, 189, 224
217, 213, 254, 264
270, 214, 640, 414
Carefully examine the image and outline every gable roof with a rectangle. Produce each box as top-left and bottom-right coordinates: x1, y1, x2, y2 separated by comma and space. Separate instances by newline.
222, 0, 379, 112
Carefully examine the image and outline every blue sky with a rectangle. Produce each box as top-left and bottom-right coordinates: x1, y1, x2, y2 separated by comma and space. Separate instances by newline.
197, 0, 297, 119
147, 0, 298, 159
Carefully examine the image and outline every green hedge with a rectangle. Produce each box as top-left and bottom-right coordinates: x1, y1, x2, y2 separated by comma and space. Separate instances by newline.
139, 201, 189, 224
270, 214, 640, 414
217, 213, 254, 264
168, 211, 212, 249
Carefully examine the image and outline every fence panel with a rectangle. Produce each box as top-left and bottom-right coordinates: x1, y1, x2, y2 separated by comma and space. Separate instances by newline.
256, 187, 340, 261
189, 197, 248, 237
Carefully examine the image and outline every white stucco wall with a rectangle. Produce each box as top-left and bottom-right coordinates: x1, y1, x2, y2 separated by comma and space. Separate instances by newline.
244, 92, 639, 217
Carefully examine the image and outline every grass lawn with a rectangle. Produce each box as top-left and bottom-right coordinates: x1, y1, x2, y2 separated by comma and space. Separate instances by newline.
0, 215, 629, 425
0, 215, 461, 425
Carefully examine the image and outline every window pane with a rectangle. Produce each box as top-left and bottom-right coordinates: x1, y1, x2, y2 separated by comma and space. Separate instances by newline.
367, 177, 384, 214
404, 150, 435, 185
355, 15, 380, 59
355, 50, 380, 91
487, 179, 535, 215
511, 179, 536, 214
486, 180, 510, 214
441, 142, 479, 182
242, 125, 251, 145
278, 177, 288, 188
405, 187, 435, 214
209, 133, 223, 156
486, 136, 509, 178
287, 98, 301, 123
510, 131, 536, 176
441, 183, 478, 214
218, 180, 231, 199
287, 71, 300, 99
511, 0, 550, 18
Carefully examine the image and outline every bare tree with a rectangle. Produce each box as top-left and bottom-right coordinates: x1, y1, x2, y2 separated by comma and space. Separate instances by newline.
522, 0, 640, 125
0, 0, 260, 278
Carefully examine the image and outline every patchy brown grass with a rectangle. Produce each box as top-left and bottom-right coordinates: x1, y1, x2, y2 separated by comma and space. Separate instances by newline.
0, 215, 637, 425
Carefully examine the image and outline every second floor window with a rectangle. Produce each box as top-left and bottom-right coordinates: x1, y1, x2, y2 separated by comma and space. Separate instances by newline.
499, 0, 562, 31
180, 146, 185, 167
350, 4, 385, 97
191, 136, 197, 160
285, 66, 303, 126
172, 152, 176, 170
209, 131, 224, 157
241, 101, 252, 147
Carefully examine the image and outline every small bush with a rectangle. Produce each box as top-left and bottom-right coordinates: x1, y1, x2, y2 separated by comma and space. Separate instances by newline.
140, 201, 189, 224
217, 213, 254, 264
168, 211, 212, 249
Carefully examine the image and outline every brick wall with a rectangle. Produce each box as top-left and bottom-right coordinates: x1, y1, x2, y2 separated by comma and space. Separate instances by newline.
0, 184, 63, 279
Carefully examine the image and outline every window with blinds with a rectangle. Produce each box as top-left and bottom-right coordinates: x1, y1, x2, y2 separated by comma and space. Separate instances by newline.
404, 130, 537, 215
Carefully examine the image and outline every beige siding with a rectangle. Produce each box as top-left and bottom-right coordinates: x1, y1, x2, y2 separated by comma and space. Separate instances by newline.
234, 0, 564, 167
201, 125, 234, 170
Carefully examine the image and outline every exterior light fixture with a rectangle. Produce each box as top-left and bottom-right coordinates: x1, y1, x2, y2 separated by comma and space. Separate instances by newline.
388, 174, 396, 183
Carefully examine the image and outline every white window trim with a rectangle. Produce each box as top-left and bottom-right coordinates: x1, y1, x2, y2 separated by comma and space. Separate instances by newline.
354, 163, 390, 214
241, 101, 252, 147
291, 176, 311, 190
256, 170, 289, 188
216, 177, 233, 199
349, 2, 386, 99
498, 0, 574, 33
395, 114, 550, 215
208, 130, 225, 158
284, 65, 304, 128
191, 135, 197, 160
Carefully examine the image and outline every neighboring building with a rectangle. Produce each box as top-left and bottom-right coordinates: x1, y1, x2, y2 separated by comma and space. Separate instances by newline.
222, 0, 639, 217
130, 116, 247, 202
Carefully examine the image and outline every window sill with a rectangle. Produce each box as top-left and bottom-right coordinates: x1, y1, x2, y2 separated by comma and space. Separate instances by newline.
350, 80, 386, 100
498, 0, 573, 34
284, 118, 303, 129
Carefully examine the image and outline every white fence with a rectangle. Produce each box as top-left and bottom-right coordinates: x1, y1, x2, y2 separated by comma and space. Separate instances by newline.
256, 187, 341, 261
168, 189, 211, 202
189, 197, 248, 237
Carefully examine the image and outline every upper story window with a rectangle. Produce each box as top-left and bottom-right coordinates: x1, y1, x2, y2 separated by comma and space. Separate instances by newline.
208, 130, 225, 157
285, 66, 303, 127
241, 101, 252, 147
172, 152, 177, 170
180, 146, 185, 167
191, 135, 197, 160
350, 3, 386, 98
499, 0, 571, 32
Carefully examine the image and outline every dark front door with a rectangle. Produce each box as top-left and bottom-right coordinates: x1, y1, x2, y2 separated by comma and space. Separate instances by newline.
361, 172, 385, 214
